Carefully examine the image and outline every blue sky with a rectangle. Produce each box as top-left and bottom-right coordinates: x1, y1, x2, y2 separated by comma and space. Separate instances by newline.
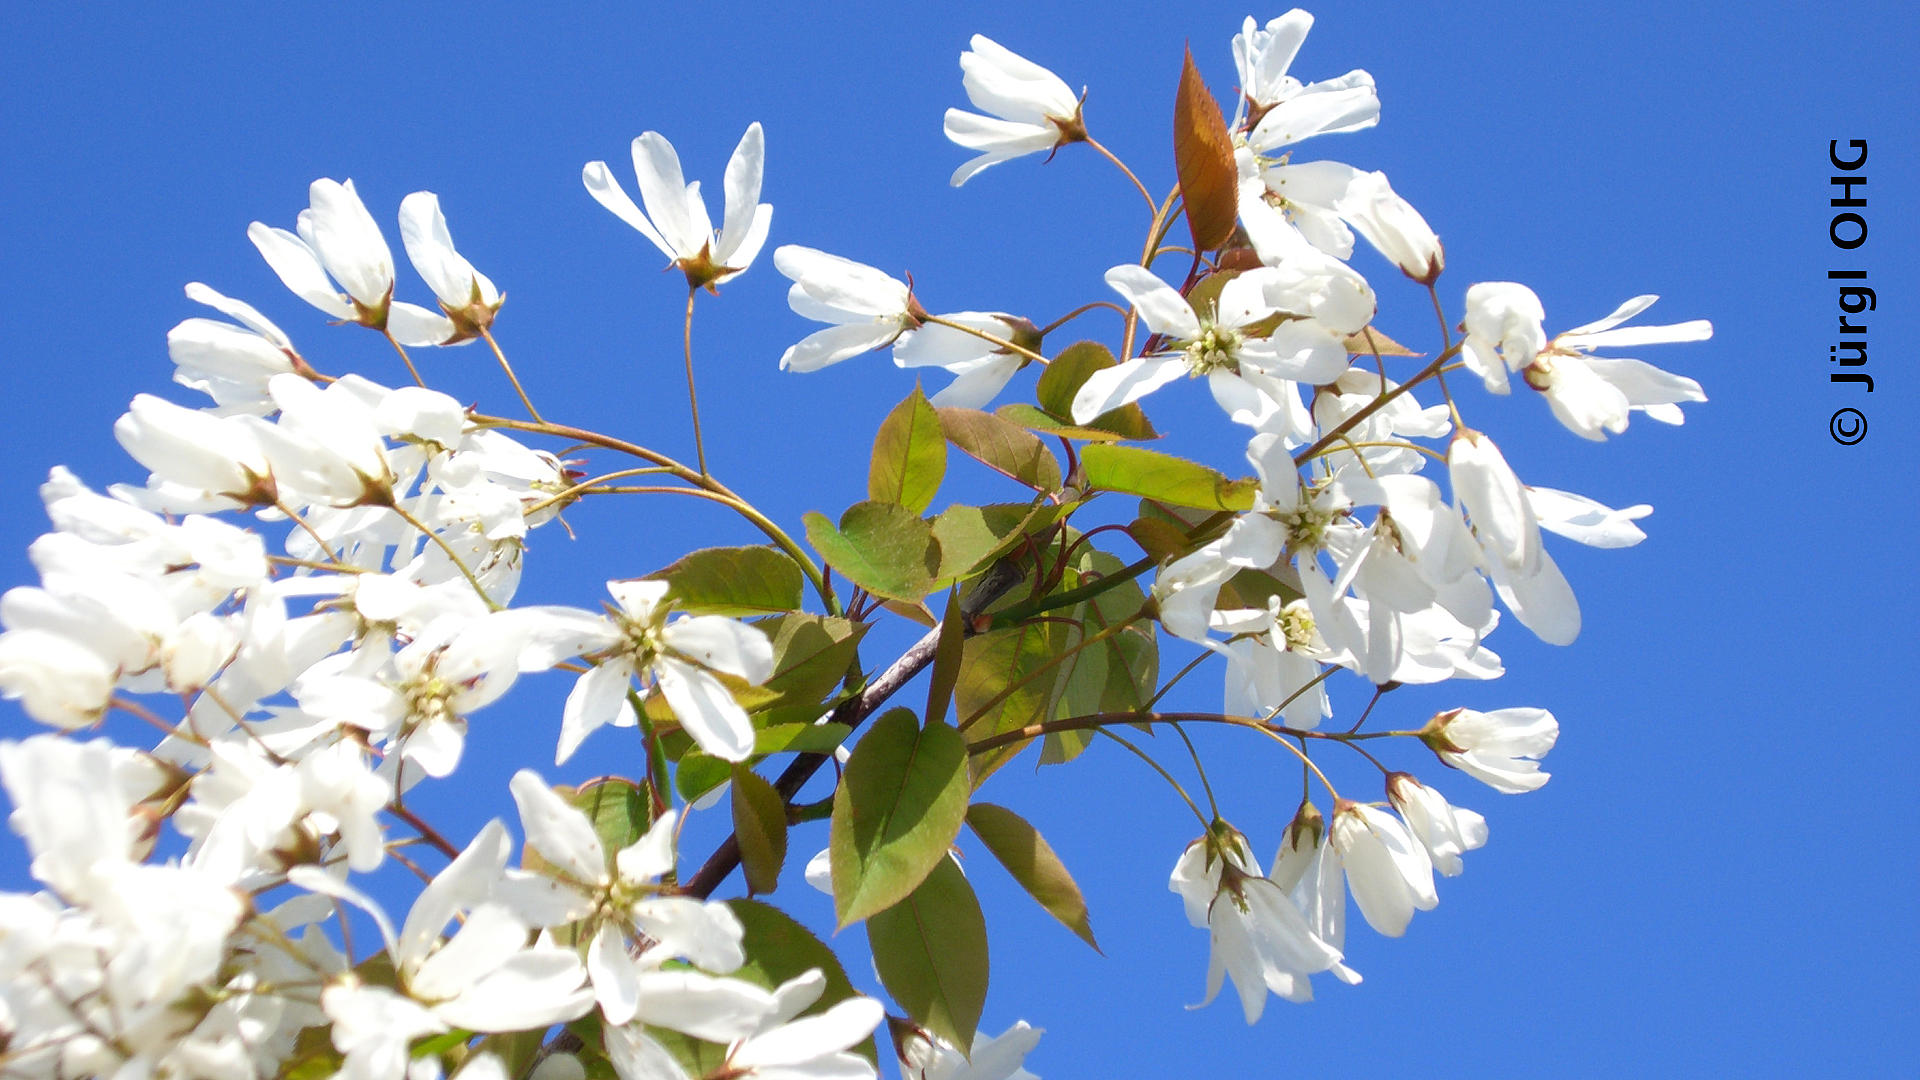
2, 2, 1916, 1077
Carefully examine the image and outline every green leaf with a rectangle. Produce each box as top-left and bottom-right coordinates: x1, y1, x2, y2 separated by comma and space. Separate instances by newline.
869, 385, 948, 515
1039, 549, 1156, 766
931, 501, 1060, 583
955, 619, 1069, 781
1216, 564, 1302, 612
674, 752, 731, 805
1033, 342, 1157, 439
867, 854, 988, 1052
283, 1028, 344, 1080
749, 722, 855, 755
1174, 45, 1238, 252
643, 545, 805, 617
966, 803, 1099, 950
936, 407, 1062, 493
1126, 515, 1191, 562
994, 402, 1128, 442
545, 777, 655, 868
804, 501, 942, 603
830, 708, 971, 926
758, 614, 867, 710
955, 544, 1157, 776
1082, 443, 1256, 511
731, 765, 788, 896
925, 587, 965, 726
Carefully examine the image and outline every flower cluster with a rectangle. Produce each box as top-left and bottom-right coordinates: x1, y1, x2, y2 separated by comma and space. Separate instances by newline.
766, 10, 1705, 1019
0, 7, 1707, 1076
0, 183, 888, 1078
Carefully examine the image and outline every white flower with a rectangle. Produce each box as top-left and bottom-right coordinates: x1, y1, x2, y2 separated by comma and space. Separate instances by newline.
584, 123, 772, 290
399, 191, 502, 338
115, 394, 275, 508
1231, 12, 1379, 153
1269, 800, 1360, 993
900, 1019, 1044, 1080
0, 736, 150, 898
1329, 801, 1436, 937
1168, 826, 1343, 1023
323, 982, 447, 1080
1459, 281, 1548, 395
512, 580, 773, 764
1244, 154, 1365, 260
0, 628, 117, 729
249, 178, 456, 345
1422, 706, 1559, 793
722, 994, 885, 1079
168, 282, 301, 415
1523, 295, 1711, 440
507, 772, 753, 1027
944, 35, 1085, 187
1527, 485, 1651, 548
1338, 170, 1443, 283
292, 821, 595, 1032
1070, 265, 1347, 425
1447, 429, 1539, 576
773, 245, 918, 373
1386, 774, 1487, 876
1152, 513, 1286, 644
250, 373, 400, 507
894, 311, 1033, 409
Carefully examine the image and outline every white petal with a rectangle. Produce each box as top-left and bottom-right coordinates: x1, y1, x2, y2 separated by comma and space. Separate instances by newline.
557, 660, 636, 765
583, 160, 675, 261
1559, 294, 1659, 337
589, 923, 642, 1025
656, 659, 754, 762
1103, 265, 1202, 338
509, 769, 607, 884
629, 894, 745, 972
773, 246, 910, 319
630, 132, 700, 259
1490, 547, 1581, 646
724, 203, 775, 279
307, 178, 395, 309
436, 947, 594, 1031
387, 301, 457, 347
1069, 354, 1187, 424
716, 122, 766, 266
249, 223, 353, 319
960, 35, 1079, 123
928, 354, 1024, 410
399, 820, 512, 969
780, 322, 904, 373
731, 997, 885, 1067
410, 902, 530, 1000
605, 1027, 693, 1080
614, 809, 680, 884
664, 615, 773, 683
633, 970, 776, 1041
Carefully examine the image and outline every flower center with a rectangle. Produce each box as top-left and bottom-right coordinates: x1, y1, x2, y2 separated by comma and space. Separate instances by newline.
1184, 324, 1242, 376
1277, 600, 1317, 652
1278, 501, 1339, 554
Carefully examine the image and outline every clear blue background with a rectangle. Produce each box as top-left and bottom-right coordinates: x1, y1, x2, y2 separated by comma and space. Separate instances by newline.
3, 2, 1916, 1077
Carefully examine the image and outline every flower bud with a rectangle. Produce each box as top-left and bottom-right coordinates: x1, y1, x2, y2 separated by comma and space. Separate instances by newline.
1421, 706, 1559, 793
